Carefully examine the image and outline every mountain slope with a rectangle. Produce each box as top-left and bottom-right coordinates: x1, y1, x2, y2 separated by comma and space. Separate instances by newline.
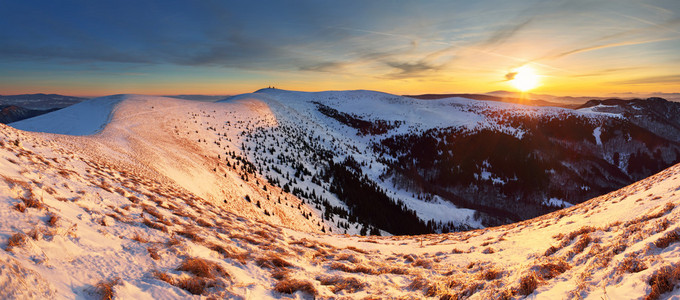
0, 105, 59, 124
0, 93, 86, 110
218, 89, 680, 232
0, 92, 679, 298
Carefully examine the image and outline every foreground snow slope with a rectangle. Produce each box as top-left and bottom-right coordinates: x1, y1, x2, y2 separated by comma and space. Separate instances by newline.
0, 93, 678, 298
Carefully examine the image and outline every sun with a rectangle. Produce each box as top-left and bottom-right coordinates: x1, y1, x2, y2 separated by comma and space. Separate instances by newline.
510, 66, 540, 92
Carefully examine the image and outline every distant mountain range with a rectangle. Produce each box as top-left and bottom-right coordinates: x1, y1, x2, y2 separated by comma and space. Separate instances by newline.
0, 93, 86, 110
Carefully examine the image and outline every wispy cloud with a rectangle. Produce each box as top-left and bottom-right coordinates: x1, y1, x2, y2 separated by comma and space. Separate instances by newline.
610, 74, 680, 85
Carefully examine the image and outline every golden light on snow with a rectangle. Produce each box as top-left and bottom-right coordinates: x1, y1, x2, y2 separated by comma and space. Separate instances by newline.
509, 66, 540, 92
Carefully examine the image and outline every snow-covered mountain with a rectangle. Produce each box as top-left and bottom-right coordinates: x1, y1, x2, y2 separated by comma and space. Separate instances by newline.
0, 93, 86, 110
1, 91, 679, 299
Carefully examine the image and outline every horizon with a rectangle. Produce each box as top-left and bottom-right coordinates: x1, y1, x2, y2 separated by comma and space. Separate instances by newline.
1, 1, 679, 97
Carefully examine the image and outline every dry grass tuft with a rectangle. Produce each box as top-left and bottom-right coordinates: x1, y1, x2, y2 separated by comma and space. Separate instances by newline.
255, 253, 294, 269
645, 263, 680, 300
517, 272, 540, 296
478, 267, 502, 281
175, 276, 210, 295
95, 278, 120, 300
21, 196, 44, 210
147, 247, 160, 260
568, 234, 592, 257
142, 218, 168, 233
274, 278, 318, 296
176, 227, 204, 243
14, 202, 26, 213
654, 229, 680, 249
317, 275, 366, 293
618, 256, 647, 274
47, 213, 59, 227
6, 232, 28, 251
533, 259, 571, 280
132, 232, 148, 243
177, 257, 229, 279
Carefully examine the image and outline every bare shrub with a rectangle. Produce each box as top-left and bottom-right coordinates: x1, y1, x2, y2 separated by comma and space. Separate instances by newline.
6, 232, 28, 251
274, 278, 317, 296
177, 257, 229, 279
645, 263, 680, 300
95, 278, 120, 300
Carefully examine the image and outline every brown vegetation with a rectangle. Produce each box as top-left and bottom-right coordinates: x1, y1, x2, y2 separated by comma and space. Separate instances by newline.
95, 278, 120, 300
274, 278, 317, 296
645, 263, 680, 300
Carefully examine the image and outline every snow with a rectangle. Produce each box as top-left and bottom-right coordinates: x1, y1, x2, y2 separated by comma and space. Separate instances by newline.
593, 126, 602, 146
10, 95, 126, 135
543, 197, 574, 208
0, 90, 679, 298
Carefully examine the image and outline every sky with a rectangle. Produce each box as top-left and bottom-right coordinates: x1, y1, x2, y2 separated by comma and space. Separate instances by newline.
0, 0, 679, 97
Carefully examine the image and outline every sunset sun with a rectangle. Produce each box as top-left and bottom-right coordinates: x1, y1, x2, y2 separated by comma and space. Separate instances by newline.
510, 66, 540, 92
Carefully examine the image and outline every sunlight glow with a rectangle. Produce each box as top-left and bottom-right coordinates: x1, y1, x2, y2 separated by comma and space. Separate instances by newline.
510, 66, 540, 92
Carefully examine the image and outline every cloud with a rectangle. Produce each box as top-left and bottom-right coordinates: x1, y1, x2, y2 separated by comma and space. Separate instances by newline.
611, 74, 680, 85
505, 71, 518, 81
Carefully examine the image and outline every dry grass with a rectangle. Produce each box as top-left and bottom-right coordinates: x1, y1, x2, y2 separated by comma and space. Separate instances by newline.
47, 213, 60, 227
255, 253, 294, 269
478, 267, 502, 281
517, 272, 540, 296
654, 229, 680, 249
14, 202, 26, 213
95, 278, 120, 300
6, 232, 28, 251
176, 227, 204, 243
568, 234, 592, 257
533, 259, 571, 280
317, 275, 366, 293
618, 256, 647, 274
132, 232, 148, 243
274, 278, 317, 296
206, 243, 249, 264
645, 263, 680, 300
142, 218, 168, 233
177, 257, 229, 279
175, 276, 210, 295
20, 196, 44, 210
147, 247, 161, 260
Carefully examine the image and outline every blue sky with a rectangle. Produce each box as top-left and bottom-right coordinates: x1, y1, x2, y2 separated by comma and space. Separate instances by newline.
1, 0, 679, 96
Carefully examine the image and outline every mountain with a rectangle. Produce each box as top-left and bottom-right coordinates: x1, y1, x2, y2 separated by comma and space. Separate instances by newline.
1, 92, 679, 299
405, 93, 577, 108
0, 93, 86, 110
216, 89, 680, 232
0, 105, 59, 124
163, 95, 230, 102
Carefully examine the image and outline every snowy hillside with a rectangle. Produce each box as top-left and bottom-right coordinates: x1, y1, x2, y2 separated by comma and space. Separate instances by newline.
219, 89, 680, 233
1, 91, 679, 298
